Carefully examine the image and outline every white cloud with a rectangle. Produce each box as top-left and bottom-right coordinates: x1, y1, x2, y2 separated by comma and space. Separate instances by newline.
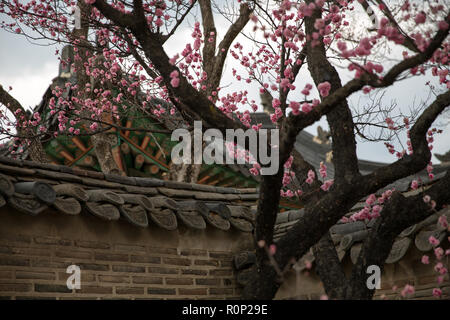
0, 61, 56, 111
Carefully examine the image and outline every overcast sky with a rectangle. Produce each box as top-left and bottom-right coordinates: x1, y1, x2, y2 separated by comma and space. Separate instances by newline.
0, 4, 448, 165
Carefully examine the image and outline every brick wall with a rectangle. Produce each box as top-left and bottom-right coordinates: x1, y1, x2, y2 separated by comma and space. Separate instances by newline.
0, 207, 252, 300
275, 246, 450, 300
372, 246, 450, 300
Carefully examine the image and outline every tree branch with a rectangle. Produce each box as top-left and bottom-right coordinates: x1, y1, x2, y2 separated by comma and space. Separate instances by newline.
347, 170, 450, 299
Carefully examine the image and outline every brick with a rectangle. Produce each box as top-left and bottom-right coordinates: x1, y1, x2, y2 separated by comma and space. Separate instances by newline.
98, 275, 130, 283
181, 269, 207, 276
148, 267, 178, 275
0, 234, 31, 245
79, 286, 113, 294
147, 247, 178, 255
112, 265, 145, 273
34, 284, 71, 293
55, 250, 92, 260
223, 278, 233, 286
34, 236, 71, 246
147, 287, 176, 295
132, 276, 163, 285
194, 259, 219, 267
16, 271, 55, 280
393, 279, 414, 288
178, 288, 207, 296
78, 263, 109, 271
130, 255, 161, 264
209, 269, 232, 276
413, 288, 436, 299
115, 244, 146, 252
162, 257, 191, 266
380, 281, 394, 290
165, 278, 193, 285
31, 259, 67, 269
417, 275, 448, 285
195, 278, 220, 286
180, 249, 208, 256
15, 247, 52, 257
75, 240, 110, 250
0, 271, 13, 279
209, 288, 233, 295
116, 287, 144, 295
0, 256, 30, 267
95, 252, 129, 262
220, 260, 233, 268
209, 252, 231, 259
0, 247, 12, 254
0, 283, 32, 292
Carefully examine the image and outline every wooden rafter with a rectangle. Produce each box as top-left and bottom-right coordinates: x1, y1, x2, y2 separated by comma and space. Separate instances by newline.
120, 133, 169, 170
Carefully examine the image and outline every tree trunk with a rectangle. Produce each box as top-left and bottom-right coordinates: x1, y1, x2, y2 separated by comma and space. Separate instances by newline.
91, 133, 122, 175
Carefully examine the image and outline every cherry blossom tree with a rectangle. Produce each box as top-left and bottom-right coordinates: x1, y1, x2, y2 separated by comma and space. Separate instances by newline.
0, 0, 449, 299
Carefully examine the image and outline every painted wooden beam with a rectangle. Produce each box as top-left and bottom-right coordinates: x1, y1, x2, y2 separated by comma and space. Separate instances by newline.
120, 133, 169, 170
197, 166, 216, 182
71, 137, 87, 152
111, 146, 126, 173
204, 172, 225, 185
140, 135, 151, 150
134, 154, 145, 170
120, 142, 131, 154
59, 150, 74, 162
124, 120, 133, 137
143, 164, 160, 175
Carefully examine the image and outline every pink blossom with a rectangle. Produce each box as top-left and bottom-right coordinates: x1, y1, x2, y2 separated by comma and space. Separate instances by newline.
170, 78, 180, 87
372, 205, 381, 215
320, 180, 334, 192
438, 215, 448, 229
269, 244, 276, 255
365, 194, 376, 206
305, 260, 312, 270
170, 70, 180, 88
434, 262, 444, 273
432, 288, 442, 298
414, 12, 426, 24
400, 284, 415, 297
318, 81, 331, 97
84, 0, 96, 4
319, 161, 327, 178
301, 103, 312, 113
428, 236, 440, 246
438, 21, 449, 30
89, 123, 98, 131
410, 180, 418, 190
434, 247, 444, 260
421, 255, 429, 264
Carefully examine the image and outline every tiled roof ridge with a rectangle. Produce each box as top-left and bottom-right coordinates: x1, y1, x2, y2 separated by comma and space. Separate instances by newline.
0, 156, 258, 195
0, 156, 259, 233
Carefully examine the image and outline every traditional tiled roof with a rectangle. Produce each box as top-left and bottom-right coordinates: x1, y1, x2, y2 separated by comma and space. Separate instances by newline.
234, 169, 450, 285
0, 156, 258, 233
249, 112, 450, 179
